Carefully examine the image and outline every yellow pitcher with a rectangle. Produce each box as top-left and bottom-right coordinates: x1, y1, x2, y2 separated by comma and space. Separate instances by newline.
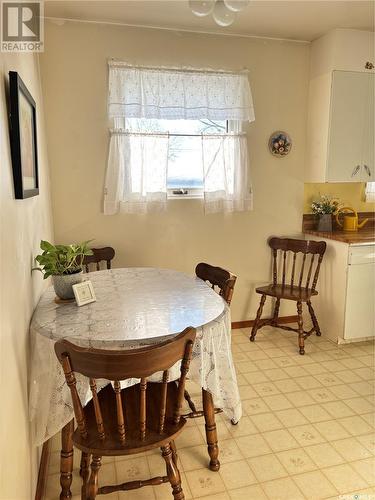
335, 206, 369, 232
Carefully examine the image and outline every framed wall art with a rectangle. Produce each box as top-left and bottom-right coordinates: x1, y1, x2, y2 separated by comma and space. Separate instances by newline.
268, 131, 292, 157
8, 71, 39, 199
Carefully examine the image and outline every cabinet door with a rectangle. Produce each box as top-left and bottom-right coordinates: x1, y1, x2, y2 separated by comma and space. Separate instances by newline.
344, 263, 375, 340
327, 71, 369, 182
361, 73, 374, 181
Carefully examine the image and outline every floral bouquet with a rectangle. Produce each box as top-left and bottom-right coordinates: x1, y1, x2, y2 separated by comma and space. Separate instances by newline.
311, 195, 339, 215
311, 195, 339, 232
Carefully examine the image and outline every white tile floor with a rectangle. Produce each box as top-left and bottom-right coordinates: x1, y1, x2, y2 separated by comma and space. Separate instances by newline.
45, 327, 375, 499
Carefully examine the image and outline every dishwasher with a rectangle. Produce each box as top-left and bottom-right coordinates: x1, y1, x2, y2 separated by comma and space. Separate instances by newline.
344, 244, 375, 340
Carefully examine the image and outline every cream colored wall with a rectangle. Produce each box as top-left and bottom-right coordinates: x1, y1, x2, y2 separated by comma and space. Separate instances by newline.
304, 182, 375, 213
0, 54, 54, 499
40, 20, 310, 321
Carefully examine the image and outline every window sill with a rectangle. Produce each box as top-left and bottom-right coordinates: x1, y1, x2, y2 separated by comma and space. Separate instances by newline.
167, 188, 203, 200
168, 196, 203, 200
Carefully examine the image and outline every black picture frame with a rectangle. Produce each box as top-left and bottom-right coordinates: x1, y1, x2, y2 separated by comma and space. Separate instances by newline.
8, 71, 39, 199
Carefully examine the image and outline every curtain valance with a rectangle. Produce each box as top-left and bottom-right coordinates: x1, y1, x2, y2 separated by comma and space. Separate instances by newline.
108, 62, 255, 122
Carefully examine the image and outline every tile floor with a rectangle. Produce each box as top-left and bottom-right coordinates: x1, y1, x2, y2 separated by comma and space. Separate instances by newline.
45, 327, 375, 499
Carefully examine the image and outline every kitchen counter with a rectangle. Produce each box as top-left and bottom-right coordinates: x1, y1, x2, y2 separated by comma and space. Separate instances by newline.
304, 228, 375, 244
302, 212, 375, 245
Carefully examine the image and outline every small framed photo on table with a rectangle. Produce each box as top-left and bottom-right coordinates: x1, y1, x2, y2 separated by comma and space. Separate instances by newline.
72, 280, 96, 306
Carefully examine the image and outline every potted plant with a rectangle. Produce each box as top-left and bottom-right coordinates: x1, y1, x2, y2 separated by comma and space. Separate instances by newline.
311, 195, 339, 232
33, 240, 93, 299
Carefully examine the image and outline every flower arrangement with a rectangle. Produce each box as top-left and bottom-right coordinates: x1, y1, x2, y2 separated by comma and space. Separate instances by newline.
311, 195, 339, 215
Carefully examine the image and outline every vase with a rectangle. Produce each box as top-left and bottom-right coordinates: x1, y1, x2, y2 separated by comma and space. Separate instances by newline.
317, 214, 333, 232
52, 271, 83, 300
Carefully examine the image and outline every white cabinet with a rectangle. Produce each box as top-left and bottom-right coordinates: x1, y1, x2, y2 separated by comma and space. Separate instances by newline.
363, 73, 374, 181
305, 29, 375, 183
344, 246, 375, 339
306, 236, 375, 343
327, 71, 375, 182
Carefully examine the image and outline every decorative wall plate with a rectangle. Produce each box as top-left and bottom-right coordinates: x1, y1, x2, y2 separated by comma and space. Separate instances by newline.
268, 131, 292, 157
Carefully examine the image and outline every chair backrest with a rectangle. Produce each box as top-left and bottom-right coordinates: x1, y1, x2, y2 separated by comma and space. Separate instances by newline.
83, 247, 115, 273
195, 262, 237, 305
268, 237, 326, 291
54, 327, 196, 444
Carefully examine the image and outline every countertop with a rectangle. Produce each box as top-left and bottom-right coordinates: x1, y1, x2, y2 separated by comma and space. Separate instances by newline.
304, 228, 375, 245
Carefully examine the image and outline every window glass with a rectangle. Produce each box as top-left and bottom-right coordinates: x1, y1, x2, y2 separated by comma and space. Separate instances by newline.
125, 118, 226, 189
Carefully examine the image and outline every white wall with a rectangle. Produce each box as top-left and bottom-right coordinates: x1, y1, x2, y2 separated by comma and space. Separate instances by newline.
0, 53, 54, 499
40, 20, 310, 321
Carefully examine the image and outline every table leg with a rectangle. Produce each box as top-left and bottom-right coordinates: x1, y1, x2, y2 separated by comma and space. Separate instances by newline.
202, 388, 220, 472
60, 419, 74, 499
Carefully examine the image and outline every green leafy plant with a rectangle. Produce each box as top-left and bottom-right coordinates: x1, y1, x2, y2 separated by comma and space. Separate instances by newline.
33, 240, 93, 279
311, 195, 339, 215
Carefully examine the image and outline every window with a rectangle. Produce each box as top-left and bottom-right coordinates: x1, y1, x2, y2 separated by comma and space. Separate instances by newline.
105, 63, 255, 215
125, 118, 228, 198
365, 182, 375, 202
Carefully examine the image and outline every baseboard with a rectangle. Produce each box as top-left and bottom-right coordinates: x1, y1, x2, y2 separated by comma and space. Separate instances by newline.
35, 439, 50, 500
231, 315, 299, 330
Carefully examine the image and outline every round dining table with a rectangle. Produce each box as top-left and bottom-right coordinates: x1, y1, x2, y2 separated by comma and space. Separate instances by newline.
29, 267, 242, 499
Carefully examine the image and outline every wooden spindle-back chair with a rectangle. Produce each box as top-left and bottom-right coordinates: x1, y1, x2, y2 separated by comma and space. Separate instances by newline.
54, 327, 196, 500
249, 237, 326, 354
82, 247, 115, 273
180, 263, 238, 472
195, 262, 237, 305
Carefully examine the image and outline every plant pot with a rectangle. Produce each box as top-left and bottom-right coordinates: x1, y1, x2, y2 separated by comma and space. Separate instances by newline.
317, 213, 333, 232
52, 271, 83, 300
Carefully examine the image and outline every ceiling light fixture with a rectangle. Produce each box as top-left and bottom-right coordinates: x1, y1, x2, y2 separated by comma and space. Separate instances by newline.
189, 0, 215, 17
189, 0, 249, 27
224, 0, 250, 12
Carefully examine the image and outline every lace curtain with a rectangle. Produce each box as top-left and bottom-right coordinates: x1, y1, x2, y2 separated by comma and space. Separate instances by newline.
105, 130, 169, 214
202, 134, 252, 213
108, 63, 254, 121
104, 130, 252, 215
365, 182, 375, 202
104, 62, 255, 215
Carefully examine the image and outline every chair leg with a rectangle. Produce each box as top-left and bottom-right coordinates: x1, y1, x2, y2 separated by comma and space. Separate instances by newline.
80, 452, 90, 500
170, 440, 178, 468
250, 294, 266, 341
297, 301, 305, 355
80, 453, 84, 477
79, 451, 90, 477
184, 389, 197, 413
271, 298, 281, 326
60, 419, 74, 500
307, 300, 321, 336
162, 443, 184, 500
87, 455, 102, 500
202, 388, 220, 471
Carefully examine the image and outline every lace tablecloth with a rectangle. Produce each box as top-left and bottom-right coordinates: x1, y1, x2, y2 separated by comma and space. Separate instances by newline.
29, 268, 242, 446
